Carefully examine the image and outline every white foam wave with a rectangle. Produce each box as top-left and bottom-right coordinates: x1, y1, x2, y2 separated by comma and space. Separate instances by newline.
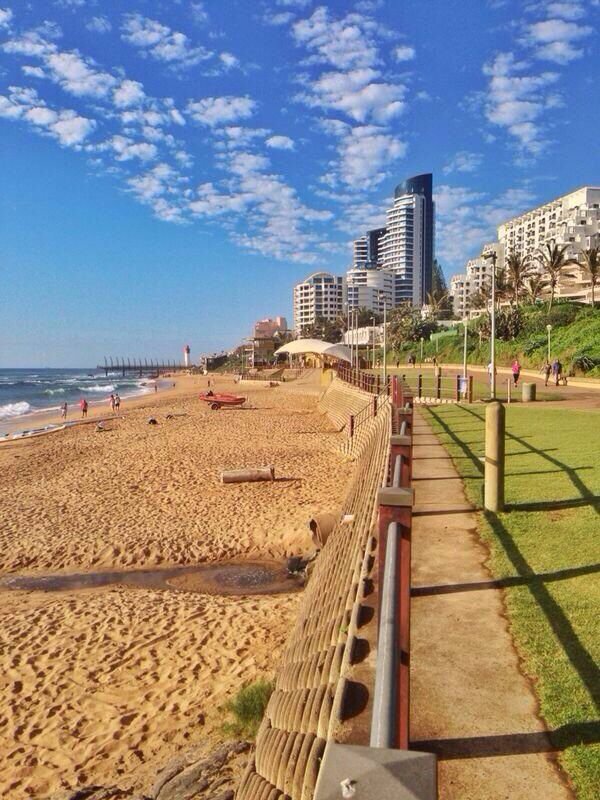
0, 401, 32, 419
79, 384, 115, 393
44, 388, 66, 395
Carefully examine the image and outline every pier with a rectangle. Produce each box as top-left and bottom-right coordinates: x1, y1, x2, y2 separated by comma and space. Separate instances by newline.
97, 357, 191, 377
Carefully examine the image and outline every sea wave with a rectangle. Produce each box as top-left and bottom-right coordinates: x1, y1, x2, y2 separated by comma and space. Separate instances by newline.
0, 401, 32, 419
44, 388, 66, 395
79, 384, 115, 393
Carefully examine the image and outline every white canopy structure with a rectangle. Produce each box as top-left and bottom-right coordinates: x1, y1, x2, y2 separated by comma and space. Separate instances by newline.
274, 338, 351, 363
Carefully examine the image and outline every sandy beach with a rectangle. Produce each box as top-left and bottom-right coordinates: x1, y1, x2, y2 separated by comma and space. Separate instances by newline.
0, 375, 352, 797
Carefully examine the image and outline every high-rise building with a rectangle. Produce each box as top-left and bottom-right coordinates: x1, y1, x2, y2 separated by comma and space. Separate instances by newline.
497, 185, 600, 268
346, 265, 393, 313
449, 242, 502, 316
293, 271, 345, 336
352, 227, 387, 269
380, 173, 435, 307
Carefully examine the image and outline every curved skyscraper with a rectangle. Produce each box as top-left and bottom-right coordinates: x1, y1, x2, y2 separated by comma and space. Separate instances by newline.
380, 173, 434, 307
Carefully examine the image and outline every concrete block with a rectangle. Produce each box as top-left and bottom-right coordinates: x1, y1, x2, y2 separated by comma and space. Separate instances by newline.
390, 434, 411, 446
314, 743, 437, 800
377, 486, 414, 508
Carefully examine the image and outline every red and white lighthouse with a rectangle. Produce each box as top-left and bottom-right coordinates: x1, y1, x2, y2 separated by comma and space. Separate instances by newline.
183, 344, 191, 368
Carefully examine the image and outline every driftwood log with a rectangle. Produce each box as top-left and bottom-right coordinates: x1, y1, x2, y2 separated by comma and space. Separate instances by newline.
221, 465, 275, 484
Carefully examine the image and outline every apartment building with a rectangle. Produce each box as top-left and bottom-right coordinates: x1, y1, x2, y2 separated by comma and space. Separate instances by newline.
293, 271, 345, 336
449, 242, 500, 316
379, 173, 435, 306
346, 264, 393, 313
498, 185, 600, 266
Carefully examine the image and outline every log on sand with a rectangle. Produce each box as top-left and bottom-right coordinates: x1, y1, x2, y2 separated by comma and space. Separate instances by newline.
221, 465, 275, 484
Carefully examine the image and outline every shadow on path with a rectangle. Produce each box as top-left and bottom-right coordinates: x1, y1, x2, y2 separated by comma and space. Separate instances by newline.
427, 404, 600, 715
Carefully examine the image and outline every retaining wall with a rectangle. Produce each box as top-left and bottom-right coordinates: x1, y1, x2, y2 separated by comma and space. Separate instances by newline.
236, 385, 391, 800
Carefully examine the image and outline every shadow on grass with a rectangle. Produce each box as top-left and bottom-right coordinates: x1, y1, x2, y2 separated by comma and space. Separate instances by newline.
427, 404, 600, 713
507, 496, 600, 512
412, 720, 600, 759
412, 562, 600, 597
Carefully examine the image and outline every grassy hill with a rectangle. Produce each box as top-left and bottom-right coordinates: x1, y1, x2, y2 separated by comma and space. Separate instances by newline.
418, 304, 600, 377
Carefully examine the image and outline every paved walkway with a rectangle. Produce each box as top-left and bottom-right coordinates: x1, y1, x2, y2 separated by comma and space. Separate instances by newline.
409, 409, 573, 799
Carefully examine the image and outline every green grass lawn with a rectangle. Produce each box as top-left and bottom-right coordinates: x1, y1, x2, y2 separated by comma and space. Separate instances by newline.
425, 403, 600, 799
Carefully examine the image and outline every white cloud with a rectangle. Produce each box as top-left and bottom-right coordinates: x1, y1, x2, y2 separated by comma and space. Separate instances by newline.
113, 79, 145, 108
394, 45, 415, 62
525, 17, 592, 63
45, 50, 117, 98
0, 7, 13, 28
277, 0, 312, 6
190, 2, 209, 25
219, 52, 239, 69
86, 16, 112, 34
187, 95, 257, 126
24, 105, 58, 126
335, 125, 407, 188
105, 134, 157, 162
483, 52, 559, 153
51, 111, 96, 146
121, 13, 213, 69
443, 151, 483, 174
292, 7, 380, 69
544, 2, 586, 19
0, 86, 96, 147
54, 0, 85, 7
266, 134, 295, 150
264, 12, 296, 26
298, 68, 406, 123
22, 65, 45, 78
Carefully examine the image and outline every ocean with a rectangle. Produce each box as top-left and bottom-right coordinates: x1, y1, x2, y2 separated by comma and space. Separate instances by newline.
0, 368, 153, 423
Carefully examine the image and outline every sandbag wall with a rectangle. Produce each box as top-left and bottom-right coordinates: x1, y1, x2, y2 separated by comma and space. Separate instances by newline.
236, 396, 391, 800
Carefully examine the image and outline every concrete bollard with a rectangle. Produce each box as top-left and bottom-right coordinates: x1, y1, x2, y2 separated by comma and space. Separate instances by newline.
221, 465, 275, 483
522, 382, 536, 402
484, 402, 505, 512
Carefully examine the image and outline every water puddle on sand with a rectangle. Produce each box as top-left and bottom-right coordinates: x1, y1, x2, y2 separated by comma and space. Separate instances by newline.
0, 560, 304, 597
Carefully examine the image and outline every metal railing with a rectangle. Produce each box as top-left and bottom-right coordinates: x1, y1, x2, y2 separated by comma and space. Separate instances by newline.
372, 375, 414, 751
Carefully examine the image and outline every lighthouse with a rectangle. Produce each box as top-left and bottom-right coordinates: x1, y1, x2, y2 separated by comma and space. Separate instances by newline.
184, 344, 191, 368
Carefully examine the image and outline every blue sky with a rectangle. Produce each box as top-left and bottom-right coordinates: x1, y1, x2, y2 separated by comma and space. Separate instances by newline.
0, 0, 598, 366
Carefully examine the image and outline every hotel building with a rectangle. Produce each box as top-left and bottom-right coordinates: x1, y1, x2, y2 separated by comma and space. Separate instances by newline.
293, 272, 345, 336
379, 173, 435, 307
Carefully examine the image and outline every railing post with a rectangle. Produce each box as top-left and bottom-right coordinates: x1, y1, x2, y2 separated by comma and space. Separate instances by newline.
373, 395, 378, 417
376, 374, 381, 394
349, 414, 355, 439
484, 401, 505, 512
468, 375, 473, 403
417, 373, 422, 399
455, 374, 460, 402
436, 373, 442, 401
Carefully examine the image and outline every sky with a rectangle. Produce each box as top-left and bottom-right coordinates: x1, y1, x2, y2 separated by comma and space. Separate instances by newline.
0, 0, 598, 367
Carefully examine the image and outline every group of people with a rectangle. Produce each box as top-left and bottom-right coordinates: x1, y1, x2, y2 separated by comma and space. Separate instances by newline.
59, 393, 123, 421
542, 358, 566, 387
109, 393, 121, 414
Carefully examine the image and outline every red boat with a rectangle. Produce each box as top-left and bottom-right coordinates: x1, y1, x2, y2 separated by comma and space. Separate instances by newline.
199, 391, 246, 410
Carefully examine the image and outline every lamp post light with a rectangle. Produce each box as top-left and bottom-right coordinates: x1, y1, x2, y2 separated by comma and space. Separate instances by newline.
483, 250, 498, 399
371, 316, 375, 370
463, 318, 468, 379
546, 324, 552, 361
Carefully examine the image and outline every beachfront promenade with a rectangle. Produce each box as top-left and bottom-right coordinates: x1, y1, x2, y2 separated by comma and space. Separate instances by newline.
0, 368, 597, 799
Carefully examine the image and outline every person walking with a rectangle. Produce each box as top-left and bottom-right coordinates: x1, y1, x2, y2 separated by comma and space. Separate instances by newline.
109, 394, 116, 414
552, 358, 559, 386
555, 359, 563, 386
487, 361, 496, 389
511, 358, 521, 387
542, 359, 552, 387
61, 402, 68, 420
114, 393, 121, 413
80, 398, 88, 418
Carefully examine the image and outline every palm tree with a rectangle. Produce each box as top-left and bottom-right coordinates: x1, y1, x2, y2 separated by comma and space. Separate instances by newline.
579, 247, 600, 307
425, 290, 449, 319
535, 240, 577, 311
504, 251, 531, 306
523, 273, 545, 305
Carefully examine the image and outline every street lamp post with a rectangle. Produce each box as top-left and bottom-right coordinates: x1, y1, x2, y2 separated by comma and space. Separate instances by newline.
546, 324, 552, 361
383, 299, 388, 389
483, 250, 498, 399
463, 318, 468, 379
371, 316, 375, 370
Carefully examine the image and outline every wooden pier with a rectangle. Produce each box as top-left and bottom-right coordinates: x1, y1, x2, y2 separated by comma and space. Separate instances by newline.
97, 357, 191, 377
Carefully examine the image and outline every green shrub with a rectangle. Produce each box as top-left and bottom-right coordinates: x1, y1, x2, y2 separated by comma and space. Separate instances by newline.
221, 678, 274, 739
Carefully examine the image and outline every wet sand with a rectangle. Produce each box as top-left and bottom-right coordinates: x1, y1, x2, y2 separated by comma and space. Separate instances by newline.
0, 376, 351, 798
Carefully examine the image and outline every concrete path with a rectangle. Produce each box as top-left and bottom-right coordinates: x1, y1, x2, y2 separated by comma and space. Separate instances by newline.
409, 409, 573, 800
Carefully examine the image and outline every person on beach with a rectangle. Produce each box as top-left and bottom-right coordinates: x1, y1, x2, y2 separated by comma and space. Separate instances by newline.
114, 393, 121, 413
487, 361, 496, 388
554, 359, 564, 386
61, 402, 68, 420
154, 383, 158, 393
80, 398, 88, 418
511, 358, 521, 387
552, 358, 559, 385
109, 394, 116, 413
542, 360, 552, 387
